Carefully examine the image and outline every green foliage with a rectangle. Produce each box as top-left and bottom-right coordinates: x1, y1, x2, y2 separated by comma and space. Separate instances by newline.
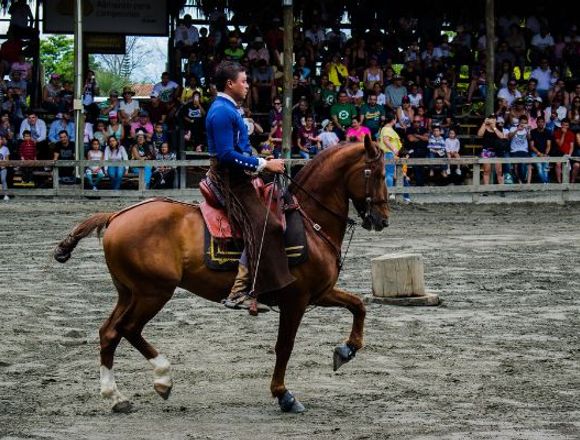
39, 35, 75, 82
94, 70, 130, 97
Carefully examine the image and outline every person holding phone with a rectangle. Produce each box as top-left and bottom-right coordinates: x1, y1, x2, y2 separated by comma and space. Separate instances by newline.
508, 115, 532, 184
180, 90, 206, 151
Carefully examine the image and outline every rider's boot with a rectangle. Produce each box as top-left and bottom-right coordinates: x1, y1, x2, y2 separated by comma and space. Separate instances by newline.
222, 264, 269, 313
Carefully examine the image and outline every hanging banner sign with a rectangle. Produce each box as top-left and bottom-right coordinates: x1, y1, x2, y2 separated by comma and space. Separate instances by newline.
43, 0, 168, 36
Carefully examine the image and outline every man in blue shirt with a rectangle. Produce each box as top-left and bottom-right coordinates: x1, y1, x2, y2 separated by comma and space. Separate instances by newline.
206, 61, 295, 313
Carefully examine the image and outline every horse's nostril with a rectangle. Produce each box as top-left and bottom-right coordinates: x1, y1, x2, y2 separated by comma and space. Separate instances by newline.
382, 219, 389, 227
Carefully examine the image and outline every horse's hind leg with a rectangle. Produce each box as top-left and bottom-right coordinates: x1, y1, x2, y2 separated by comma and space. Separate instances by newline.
99, 278, 132, 412
117, 288, 174, 401
316, 287, 366, 371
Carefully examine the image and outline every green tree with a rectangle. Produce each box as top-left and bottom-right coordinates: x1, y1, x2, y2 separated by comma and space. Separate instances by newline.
94, 70, 130, 97
39, 35, 75, 82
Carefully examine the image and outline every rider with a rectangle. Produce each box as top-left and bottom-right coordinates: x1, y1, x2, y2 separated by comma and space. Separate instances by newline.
205, 61, 295, 312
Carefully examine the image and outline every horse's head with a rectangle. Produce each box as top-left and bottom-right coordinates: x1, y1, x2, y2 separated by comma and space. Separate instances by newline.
347, 135, 390, 231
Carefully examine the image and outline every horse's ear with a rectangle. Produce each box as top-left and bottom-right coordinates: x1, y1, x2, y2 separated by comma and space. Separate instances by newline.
363, 134, 377, 158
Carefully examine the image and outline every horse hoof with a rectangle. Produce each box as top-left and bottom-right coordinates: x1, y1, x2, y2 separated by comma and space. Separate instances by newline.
278, 390, 306, 413
53, 249, 71, 263
333, 343, 356, 372
154, 383, 172, 400
112, 400, 133, 413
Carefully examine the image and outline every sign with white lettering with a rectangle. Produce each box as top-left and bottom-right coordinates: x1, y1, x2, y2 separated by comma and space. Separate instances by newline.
43, 0, 168, 36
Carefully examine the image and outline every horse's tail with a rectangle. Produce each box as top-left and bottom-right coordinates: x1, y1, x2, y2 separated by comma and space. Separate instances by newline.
53, 212, 114, 263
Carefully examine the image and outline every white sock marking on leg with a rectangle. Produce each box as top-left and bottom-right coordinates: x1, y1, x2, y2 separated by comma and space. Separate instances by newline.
149, 354, 172, 387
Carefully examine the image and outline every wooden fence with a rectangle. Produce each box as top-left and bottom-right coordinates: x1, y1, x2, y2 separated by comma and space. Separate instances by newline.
0, 156, 578, 202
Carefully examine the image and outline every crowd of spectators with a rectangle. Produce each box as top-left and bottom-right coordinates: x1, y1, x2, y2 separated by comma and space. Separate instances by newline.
1, 7, 580, 195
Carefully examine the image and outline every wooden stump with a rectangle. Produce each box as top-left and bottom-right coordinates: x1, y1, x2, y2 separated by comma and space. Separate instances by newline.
369, 254, 440, 306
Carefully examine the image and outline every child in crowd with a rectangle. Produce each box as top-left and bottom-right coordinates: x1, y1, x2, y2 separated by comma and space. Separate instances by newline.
151, 122, 168, 152
0, 134, 9, 200
319, 119, 339, 149
85, 138, 104, 191
427, 125, 447, 177
444, 128, 462, 175
19, 130, 36, 183
152, 142, 176, 188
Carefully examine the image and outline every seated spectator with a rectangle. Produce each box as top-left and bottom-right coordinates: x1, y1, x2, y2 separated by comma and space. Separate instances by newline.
296, 115, 321, 158
530, 59, 552, 100
544, 95, 567, 130
496, 60, 514, 90
151, 122, 168, 152
444, 128, 462, 176
328, 52, 348, 88
7, 70, 27, 97
427, 125, 447, 177
345, 117, 371, 142
568, 97, 580, 133
407, 82, 423, 108
85, 138, 104, 191
48, 112, 75, 144
119, 86, 139, 126
508, 115, 532, 184
52, 130, 75, 181
104, 135, 128, 190
184, 52, 204, 84
466, 67, 487, 102
247, 37, 270, 66
58, 80, 74, 113
99, 90, 120, 120
180, 91, 206, 151
372, 82, 386, 106
346, 81, 364, 107
223, 35, 244, 61
251, 59, 275, 110
385, 74, 407, 112
10, 53, 31, 82
497, 79, 522, 107
180, 75, 204, 104
395, 96, 413, 134
130, 133, 155, 189
42, 73, 62, 113
92, 120, 108, 148
319, 119, 339, 149
523, 78, 542, 103
2, 86, 26, 126
107, 111, 124, 144
292, 98, 315, 130
530, 27, 555, 65
0, 111, 15, 146
242, 107, 264, 147
427, 97, 452, 133
19, 111, 47, 158
174, 14, 199, 60
548, 78, 569, 108
144, 91, 166, 125
0, 134, 9, 200
130, 110, 154, 141
152, 142, 176, 189
152, 72, 180, 104
432, 77, 454, 109
362, 56, 383, 92
330, 91, 358, 140
360, 92, 385, 140
316, 76, 337, 120
421, 40, 443, 67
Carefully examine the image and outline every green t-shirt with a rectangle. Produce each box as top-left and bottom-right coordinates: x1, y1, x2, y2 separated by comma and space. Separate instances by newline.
330, 102, 358, 128
360, 104, 385, 134
321, 89, 337, 107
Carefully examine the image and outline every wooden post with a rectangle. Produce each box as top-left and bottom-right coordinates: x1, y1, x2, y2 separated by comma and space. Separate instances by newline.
138, 166, 145, 196
562, 158, 570, 203
395, 161, 404, 199
472, 162, 481, 203
369, 254, 440, 306
485, 0, 496, 117
52, 166, 60, 195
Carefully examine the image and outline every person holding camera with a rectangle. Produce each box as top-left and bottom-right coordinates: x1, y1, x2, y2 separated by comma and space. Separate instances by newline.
477, 114, 507, 185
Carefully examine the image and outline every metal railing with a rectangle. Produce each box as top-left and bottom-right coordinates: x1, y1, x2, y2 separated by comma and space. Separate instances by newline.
0, 156, 578, 202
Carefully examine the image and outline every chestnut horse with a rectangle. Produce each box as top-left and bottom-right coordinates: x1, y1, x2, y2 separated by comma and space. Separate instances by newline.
54, 136, 389, 413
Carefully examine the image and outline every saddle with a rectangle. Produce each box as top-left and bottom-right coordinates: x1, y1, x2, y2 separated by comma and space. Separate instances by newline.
199, 177, 308, 271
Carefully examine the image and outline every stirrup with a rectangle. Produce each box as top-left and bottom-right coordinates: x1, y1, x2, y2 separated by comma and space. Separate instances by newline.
221, 292, 270, 313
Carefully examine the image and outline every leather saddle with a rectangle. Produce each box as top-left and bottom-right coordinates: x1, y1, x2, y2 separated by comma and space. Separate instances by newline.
199, 177, 287, 239
198, 177, 307, 271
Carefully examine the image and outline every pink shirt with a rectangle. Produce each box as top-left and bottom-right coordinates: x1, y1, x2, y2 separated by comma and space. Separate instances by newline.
346, 125, 371, 142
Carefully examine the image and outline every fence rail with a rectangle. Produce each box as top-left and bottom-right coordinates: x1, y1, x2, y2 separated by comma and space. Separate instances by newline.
1, 157, 579, 202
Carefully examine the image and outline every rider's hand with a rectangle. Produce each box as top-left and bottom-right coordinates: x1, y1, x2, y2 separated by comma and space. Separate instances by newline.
264, 158, 285, 174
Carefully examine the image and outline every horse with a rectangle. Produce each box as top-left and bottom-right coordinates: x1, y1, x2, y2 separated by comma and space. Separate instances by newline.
54, 135, 390, 413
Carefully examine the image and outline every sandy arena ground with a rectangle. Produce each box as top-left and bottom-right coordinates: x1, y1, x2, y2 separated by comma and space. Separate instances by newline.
1, 199, 579, 440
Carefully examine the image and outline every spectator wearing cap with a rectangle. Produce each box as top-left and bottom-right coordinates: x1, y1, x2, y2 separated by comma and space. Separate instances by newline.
107, 111, 124, 143
42, 73, 62, 113
152, 72, 180, 104
99, 90, 120, 119
247, 36, 270, 65
130, 110, 153, 141
318, 119, 339, 149
497, 79, 522, 107
385, 74, 407, 112
119, 86, 140, 126
48, 112, 75, 143
143, 91, 166, 125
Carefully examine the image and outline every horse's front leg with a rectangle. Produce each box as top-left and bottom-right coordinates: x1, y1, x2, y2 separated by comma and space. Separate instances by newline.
270, 293, 309, 413
316, 287, 366, 371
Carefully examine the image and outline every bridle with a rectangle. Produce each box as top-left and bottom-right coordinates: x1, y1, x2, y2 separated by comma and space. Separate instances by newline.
282, 148, 387, 270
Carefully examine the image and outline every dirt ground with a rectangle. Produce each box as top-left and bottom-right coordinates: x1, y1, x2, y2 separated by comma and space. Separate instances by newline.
1, 199, 579, 440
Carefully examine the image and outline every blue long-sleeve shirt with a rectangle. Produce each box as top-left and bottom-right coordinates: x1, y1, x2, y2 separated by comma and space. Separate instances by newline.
48, 120, 75, 143
206, 94, 264, 172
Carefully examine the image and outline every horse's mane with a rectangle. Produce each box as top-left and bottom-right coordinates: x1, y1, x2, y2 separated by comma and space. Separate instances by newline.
292, 142, 363, 189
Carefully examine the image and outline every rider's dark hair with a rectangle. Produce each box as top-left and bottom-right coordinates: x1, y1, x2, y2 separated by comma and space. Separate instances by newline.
214, 61, 245, 92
